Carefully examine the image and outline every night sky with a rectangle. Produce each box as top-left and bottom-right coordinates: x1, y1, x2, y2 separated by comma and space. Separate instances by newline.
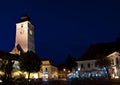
0, 0, 120, 64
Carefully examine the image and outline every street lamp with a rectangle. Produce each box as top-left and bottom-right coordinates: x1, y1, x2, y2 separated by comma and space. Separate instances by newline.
63, 68, 66, 79
63, 68, 66, 72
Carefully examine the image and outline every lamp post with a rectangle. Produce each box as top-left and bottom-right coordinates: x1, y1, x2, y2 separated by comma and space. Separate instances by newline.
63, 68, 66, 79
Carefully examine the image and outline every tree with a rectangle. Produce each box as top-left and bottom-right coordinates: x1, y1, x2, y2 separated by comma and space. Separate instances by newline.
63, 55, 77, 71
96, 54, 111, 78
19, 51, 42, 79
0, 52, 19, 81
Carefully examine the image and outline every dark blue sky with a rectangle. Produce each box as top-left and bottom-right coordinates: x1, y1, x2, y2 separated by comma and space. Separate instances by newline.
0, 0, 120, 64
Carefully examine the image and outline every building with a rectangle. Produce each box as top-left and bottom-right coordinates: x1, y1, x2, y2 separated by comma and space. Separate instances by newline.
12, 15, 58, 80
76, 60, 105, 78
75, 51, 120, 79
74, 41, 120, 79
11, 15, 35, 54
0, 15, 58, 80
9, 15, 36, 79
107, 51, 120, 78
11, 59, 58, 80
77, 60, 97, 72
40, 60, 58, 80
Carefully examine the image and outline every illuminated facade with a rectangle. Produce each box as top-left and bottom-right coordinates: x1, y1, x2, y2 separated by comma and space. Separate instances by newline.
76, 60, 97, 72
75, 60, 106, 78
107, 51, 120, 78
11, 60, 58, 80
41, 60, 58, 80
0, 15, 59, 80
11, 15, 35, 54
74, 52, 120, 79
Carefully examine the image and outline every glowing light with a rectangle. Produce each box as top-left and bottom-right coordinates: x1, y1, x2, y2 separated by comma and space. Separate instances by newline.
63, 69, 66, 71
0, 80, 2, 83
33, 73, 38, 79
115, 76, 119, 79
78, 67, 80, 71
0, 71, 4, 76
68, 70, 70, 73
12, 71, 23, 77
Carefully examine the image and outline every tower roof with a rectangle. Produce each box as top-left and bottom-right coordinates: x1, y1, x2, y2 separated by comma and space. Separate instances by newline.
20, 15, 30, 22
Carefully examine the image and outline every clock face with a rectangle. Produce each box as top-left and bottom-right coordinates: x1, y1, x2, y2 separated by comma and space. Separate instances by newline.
20, 29, 24, 34
29, 30, 32, 35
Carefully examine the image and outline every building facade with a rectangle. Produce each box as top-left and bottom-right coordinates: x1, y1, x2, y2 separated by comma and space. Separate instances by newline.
40, 60, 58, 80
11, 15, 35, 54
75, 60, 106, 78
107, 51, 120, 78
74, 52, 120, 79
11, 60, 58, 80
0, 15, 58, 80
76, 60, 97, 72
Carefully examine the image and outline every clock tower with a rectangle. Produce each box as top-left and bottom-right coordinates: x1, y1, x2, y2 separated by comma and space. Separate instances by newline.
13, 15, 35, 53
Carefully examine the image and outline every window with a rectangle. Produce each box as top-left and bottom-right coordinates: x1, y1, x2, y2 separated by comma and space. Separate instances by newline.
95, 62, 97, 67
21, 24, 23, 28
81, 64, 83, 68
111, 59, 114, 65
45, 68, 48, 71
88, 63, 90, 68
28, 23, 31, 28
116, 57, 119, 64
